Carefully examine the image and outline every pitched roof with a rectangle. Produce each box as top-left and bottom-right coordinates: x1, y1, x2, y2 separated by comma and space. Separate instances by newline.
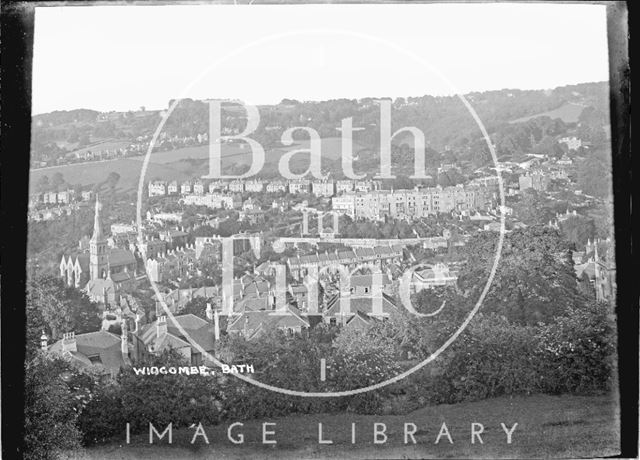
139, 314, 215, 353
108, 248, 136, 267
85, 278, 118, 297
227, 306, 309, 336
324, 293, 398, 317
49, 330, 125, 373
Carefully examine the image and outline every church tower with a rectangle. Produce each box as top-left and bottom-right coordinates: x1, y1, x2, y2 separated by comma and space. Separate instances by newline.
89, 195, 109, 280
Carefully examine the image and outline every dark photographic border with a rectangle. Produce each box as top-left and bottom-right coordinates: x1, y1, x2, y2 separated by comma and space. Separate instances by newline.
1, 1, 633, 458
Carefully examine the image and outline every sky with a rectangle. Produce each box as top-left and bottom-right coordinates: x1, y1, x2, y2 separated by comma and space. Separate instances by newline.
32, 3, 610, 115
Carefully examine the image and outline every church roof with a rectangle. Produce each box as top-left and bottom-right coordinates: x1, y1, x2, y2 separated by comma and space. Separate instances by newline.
108, 248, 136, 267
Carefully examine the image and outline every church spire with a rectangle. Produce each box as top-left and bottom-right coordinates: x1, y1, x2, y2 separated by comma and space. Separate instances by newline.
91, 194, 105, 242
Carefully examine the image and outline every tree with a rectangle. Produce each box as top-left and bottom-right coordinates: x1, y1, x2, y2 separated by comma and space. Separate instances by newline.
105, 171, 121, 191
51, 172, 65, 192
181, 297, 210, 319
458, 226, 583, 325
577, 148, 612, 199
36, 175, 50, 193
559, 215, 597, 248
27, 275, 102, 341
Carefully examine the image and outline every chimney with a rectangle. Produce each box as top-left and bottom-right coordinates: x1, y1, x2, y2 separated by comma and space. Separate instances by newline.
206, 302, 213, 321
62, 332, 77, 353
156, 316, 167, 338
40, 331, 48, 351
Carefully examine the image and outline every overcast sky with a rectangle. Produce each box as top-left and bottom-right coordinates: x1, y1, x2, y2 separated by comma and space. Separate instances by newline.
32, 3, 609, 114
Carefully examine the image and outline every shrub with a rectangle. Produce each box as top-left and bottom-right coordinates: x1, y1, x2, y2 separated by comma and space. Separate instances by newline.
536, 301, 616, 394
23, 355, 82, 460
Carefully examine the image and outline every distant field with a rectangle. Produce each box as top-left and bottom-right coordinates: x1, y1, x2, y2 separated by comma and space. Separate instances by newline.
29, 158, 200, 194
66, 393, 619, 460
29, 137, 369, 194
129, 137, 367, 165
510, 102, 587, 124
64, 139, 133, 158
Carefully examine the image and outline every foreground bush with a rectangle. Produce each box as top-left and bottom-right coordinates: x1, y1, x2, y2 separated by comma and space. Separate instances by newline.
24, 355, 82, 460
406, 301, 616, 404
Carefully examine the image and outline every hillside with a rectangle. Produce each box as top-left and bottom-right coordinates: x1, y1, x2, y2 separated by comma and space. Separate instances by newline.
29, 81, 611, 189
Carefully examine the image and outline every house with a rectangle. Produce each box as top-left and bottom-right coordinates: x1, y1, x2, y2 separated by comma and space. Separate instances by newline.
288, 179, 311, 194
239, 209, 266, 225
245, 180, 264, 193
180, 181, 192, 195
411, 263, 458, 293
557, 154, 573, 166
159, 228, 189, 249
167, 181, 179, 195
137, 314, 217, 366
229, 180, 245, 193
152, 286, 220, 314
266, 181, 287, 193
323, 292, 398, 325
558, 136, 582, 151
311, 180, 335, 197
226, 305, 310, 339
519, 172, 549, 191
193, 180, 205, 195
148, 181, 167, 197
208, 181, 227, 193
349, 273, 392, 296
336, 180, 355, 195
242, 197, 260, 211
46, 329, 130, 378
343, 310, 382, 332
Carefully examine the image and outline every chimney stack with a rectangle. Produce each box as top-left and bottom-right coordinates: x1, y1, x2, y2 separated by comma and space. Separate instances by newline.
62, 332, 77, 353
206, 302, 213, 321
156, 316, 167, 338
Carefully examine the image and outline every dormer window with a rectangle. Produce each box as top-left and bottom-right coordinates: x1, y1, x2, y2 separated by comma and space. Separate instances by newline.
88, 354, 102, 364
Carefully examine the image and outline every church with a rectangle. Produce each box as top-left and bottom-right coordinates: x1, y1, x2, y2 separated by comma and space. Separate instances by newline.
59, 196, 137, 305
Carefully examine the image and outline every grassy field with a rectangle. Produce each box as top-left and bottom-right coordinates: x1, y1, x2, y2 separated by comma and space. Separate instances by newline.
510, 102, 587, 124
65, 393, 619, 459
28, 137, 368, 194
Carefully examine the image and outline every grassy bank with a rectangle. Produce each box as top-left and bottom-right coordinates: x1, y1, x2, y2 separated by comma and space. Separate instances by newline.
65, 393, 619, 459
